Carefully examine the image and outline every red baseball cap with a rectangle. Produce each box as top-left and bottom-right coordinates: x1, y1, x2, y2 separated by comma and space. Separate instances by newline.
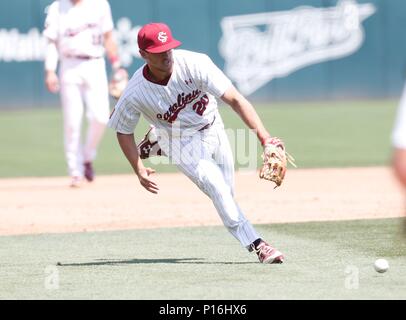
137, 23, 182, 53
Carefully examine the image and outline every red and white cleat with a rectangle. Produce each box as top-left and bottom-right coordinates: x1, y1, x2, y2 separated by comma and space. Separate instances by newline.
251, 240, 284, 264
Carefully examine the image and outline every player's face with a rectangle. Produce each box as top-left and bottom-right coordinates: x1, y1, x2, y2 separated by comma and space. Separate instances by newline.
142, 49, 174, 73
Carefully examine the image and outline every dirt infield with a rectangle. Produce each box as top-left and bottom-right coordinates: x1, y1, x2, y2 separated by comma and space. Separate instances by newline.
0, 167, 404, 236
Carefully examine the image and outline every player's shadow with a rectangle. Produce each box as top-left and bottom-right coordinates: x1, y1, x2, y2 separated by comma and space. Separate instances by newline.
58, 258, 256, 267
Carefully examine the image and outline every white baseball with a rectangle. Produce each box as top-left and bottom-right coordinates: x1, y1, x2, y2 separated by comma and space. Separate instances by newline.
374, 258, 389, 273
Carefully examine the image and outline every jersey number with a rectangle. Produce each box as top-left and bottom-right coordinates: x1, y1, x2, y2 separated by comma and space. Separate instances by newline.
192, 94, 209, 116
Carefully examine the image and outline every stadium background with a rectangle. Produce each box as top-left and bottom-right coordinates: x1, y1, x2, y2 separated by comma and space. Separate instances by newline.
1, 0, 406, 108
1, 0, 406, 301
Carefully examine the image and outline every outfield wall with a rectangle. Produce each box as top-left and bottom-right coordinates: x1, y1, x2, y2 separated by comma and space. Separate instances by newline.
0, 0, 405, 108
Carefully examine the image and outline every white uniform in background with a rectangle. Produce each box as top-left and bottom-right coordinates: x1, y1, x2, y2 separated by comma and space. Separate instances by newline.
392, 81, 406, 149
43, 0, 113, 181
108, 49, 261, 250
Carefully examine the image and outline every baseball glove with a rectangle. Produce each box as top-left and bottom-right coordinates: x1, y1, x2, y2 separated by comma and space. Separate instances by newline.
109, 68, 129, 100
259, 137, 296, 188
137, 125, 163, 159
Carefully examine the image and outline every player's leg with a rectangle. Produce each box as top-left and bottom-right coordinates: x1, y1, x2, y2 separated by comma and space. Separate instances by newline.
210, 126, 260, 244
163, 133, 260, 250
212, 124, 235, 195
211, 125, 284, 263
60, 82, 85, 186
82, 59, 110, 181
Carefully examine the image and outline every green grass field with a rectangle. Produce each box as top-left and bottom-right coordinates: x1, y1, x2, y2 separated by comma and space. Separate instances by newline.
1, 100, 405, 300
1, 218, 405, 299
0, 100, 398, 177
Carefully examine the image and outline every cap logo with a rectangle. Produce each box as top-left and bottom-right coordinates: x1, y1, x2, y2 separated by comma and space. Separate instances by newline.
157, 31, 168, 43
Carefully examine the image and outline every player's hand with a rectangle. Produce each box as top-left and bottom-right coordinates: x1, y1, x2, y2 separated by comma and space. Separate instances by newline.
45, 70, 60, 93
136, 167, 159, 194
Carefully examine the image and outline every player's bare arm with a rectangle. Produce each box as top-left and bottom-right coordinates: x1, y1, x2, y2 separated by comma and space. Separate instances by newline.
103, 31, 118, 60
104, 31, 122, 70
116, 132, 159, 194
45, 70, 59, 93
221, 85, 271, 145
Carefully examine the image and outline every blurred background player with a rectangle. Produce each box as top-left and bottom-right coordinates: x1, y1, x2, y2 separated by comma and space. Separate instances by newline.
392, 77, 406, 188
43, 0, 127, 187
392, 75, 406, 234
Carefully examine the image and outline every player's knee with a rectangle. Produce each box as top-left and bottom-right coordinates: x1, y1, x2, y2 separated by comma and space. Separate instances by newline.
194, 160, 232, 195
201, 173, 231, 198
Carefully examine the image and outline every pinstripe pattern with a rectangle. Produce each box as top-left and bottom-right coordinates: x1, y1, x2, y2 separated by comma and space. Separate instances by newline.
159, 124, 260, 248
108, 49, 232, 135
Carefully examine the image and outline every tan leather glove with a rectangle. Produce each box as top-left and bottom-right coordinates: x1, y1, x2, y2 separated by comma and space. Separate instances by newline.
259, 137, 296, 188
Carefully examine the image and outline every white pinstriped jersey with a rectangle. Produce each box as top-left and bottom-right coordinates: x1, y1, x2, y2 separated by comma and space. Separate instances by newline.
108, 49, 232, 135
43, 0, 114, 58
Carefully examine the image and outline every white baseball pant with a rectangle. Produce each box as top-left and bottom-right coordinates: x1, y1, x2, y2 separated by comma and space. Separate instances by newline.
158, 119, 260, 249
59, 57, 110, 177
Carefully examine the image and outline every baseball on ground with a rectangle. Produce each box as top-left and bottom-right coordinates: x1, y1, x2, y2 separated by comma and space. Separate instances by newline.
374, 259, 389, 273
